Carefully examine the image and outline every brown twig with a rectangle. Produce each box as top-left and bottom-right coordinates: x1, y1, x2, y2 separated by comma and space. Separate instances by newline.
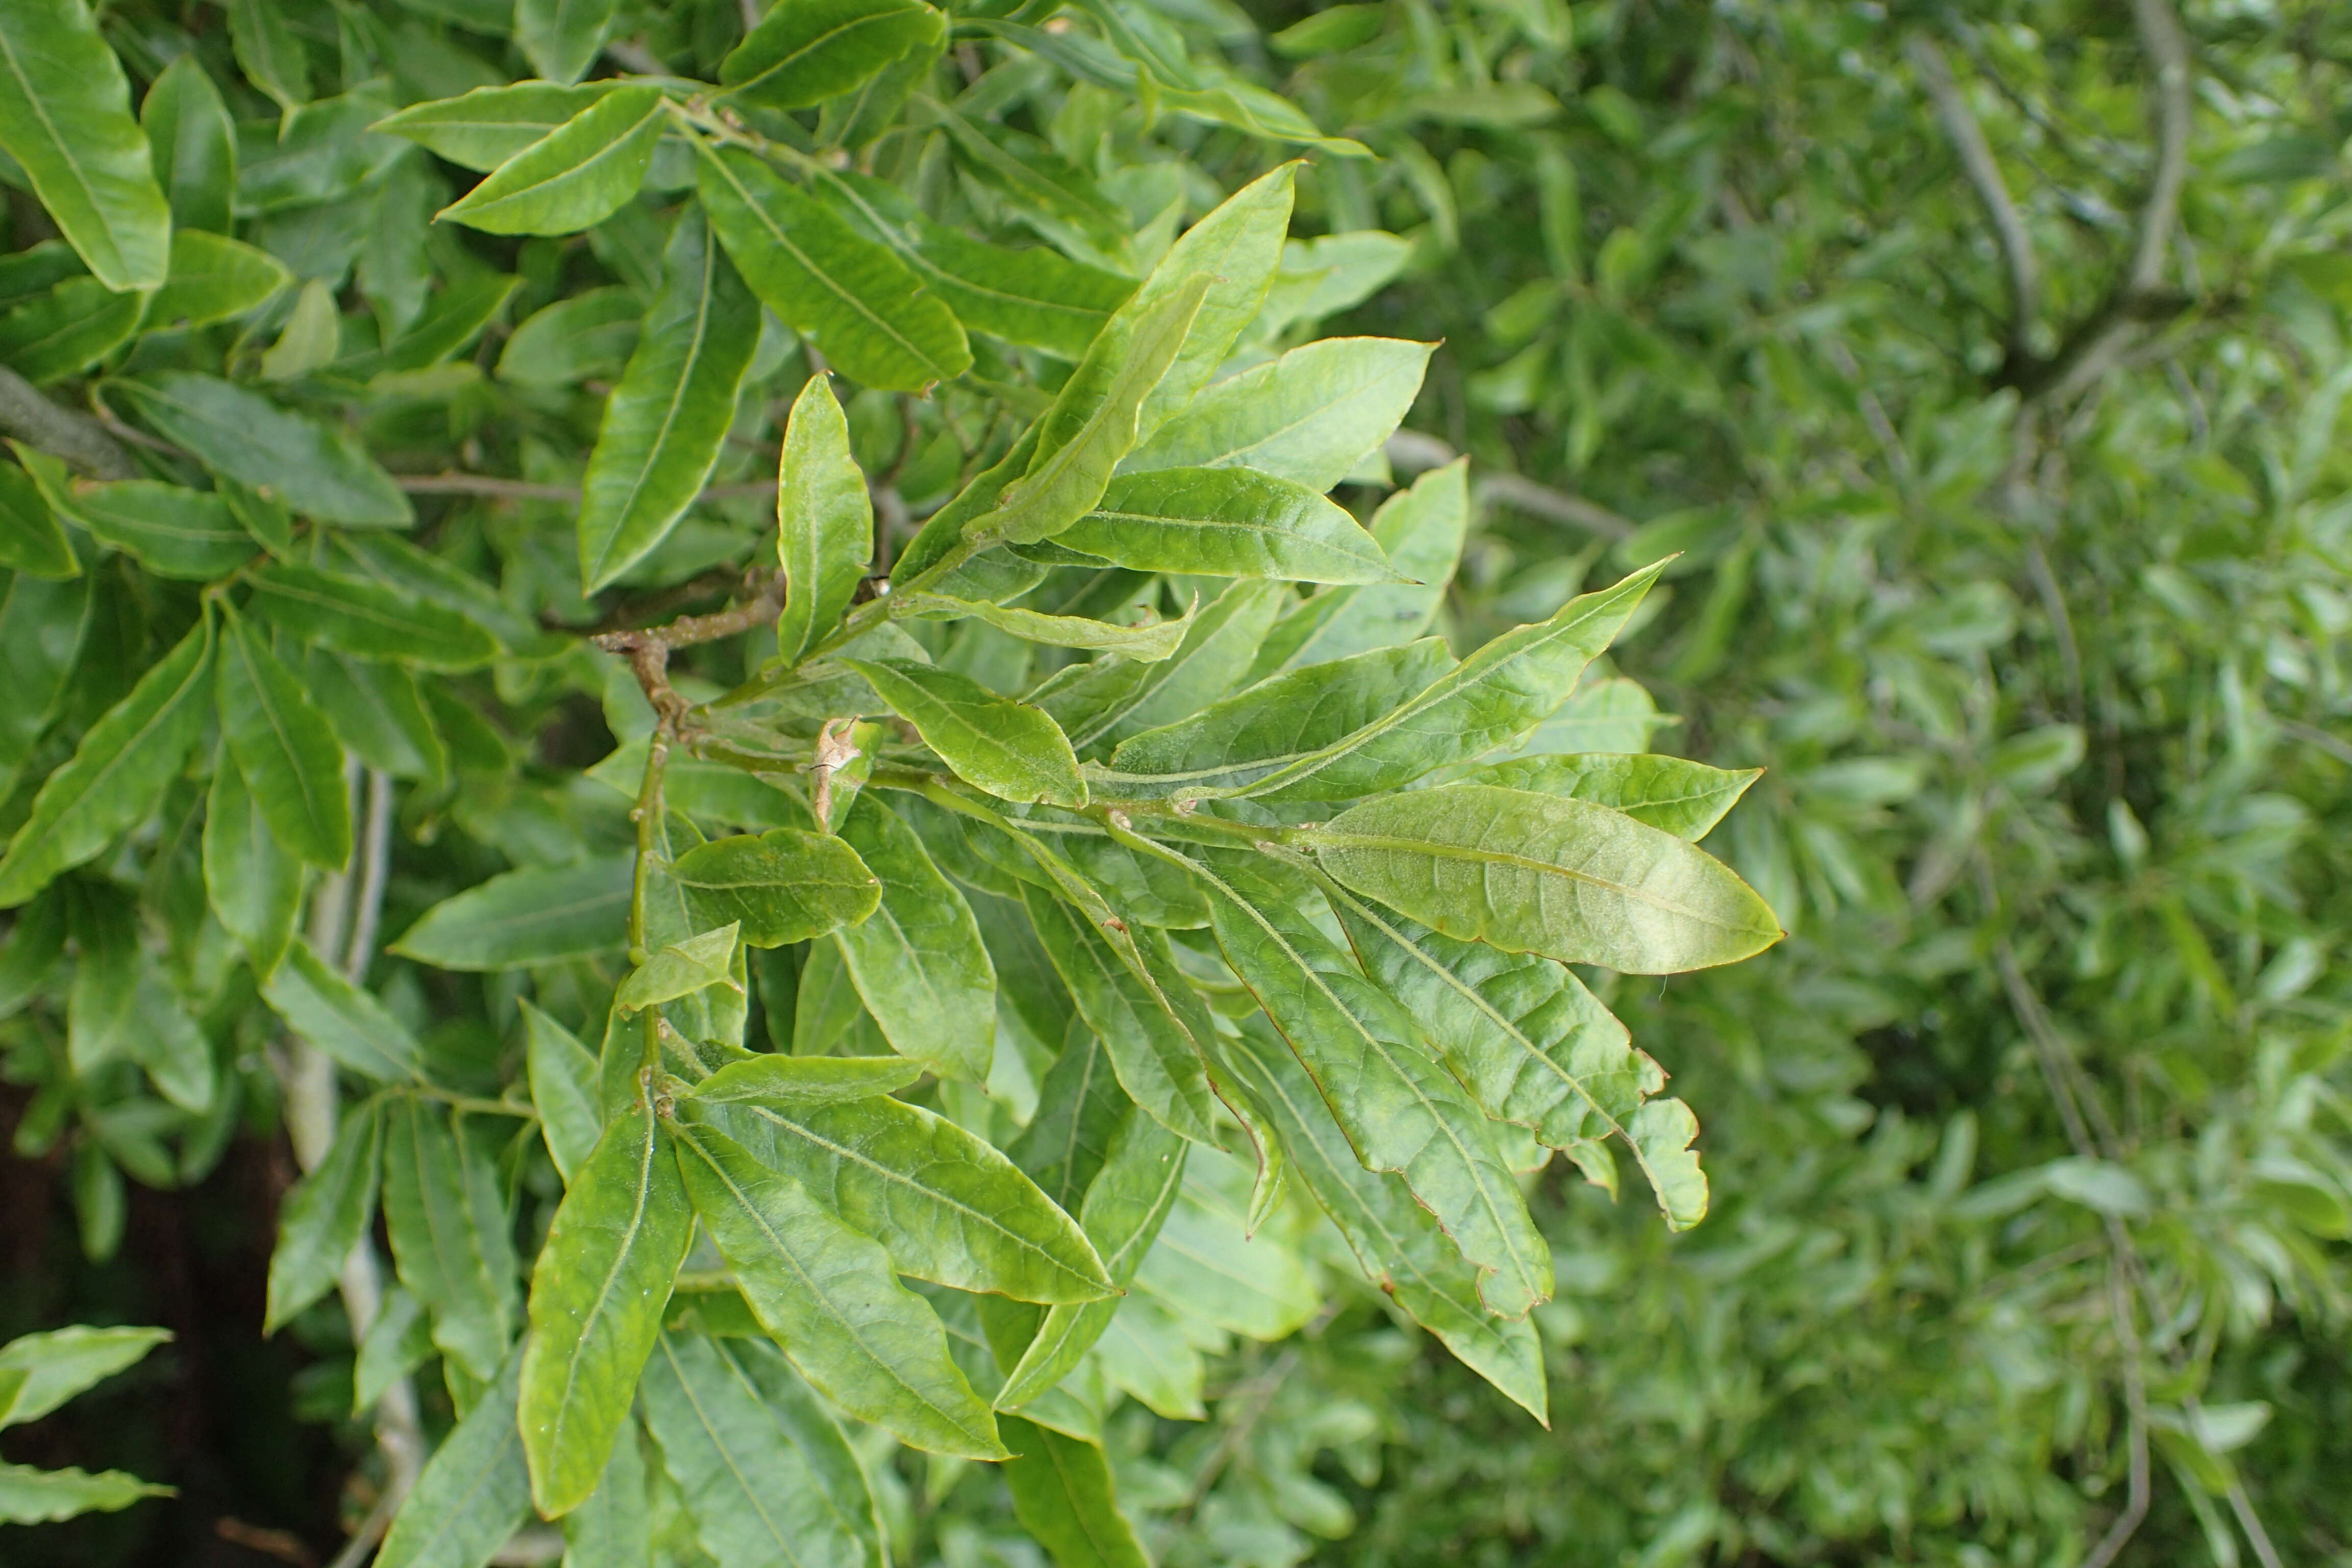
591, 573, 788, 725
1910, 33, 2040, 364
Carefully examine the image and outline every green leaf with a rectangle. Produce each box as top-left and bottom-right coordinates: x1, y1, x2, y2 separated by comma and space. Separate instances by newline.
719, 0, 945, 111
830, 795, 995, 1082
1104, 636, 1455, 798
673, 1119, 1008, 1458
618, 923, 742, 1012
1217, 1019, 1548, 1420
1324, 888, 1703, 1226
0, 1325, 171, 1427
997, 1415, 1149, 1568
517, 0, 620, 85
265, 1097, 384, 1332
639, 1332, 885, 1568
139, 55, 235, 234
383, 1099, 520, 1383
203, 748, 300, 976
774, 372, 872, 664
439, 85, 666, 236
498, 285, 641, 386
520, 1102, 695, 1517
227, 0, 307, 114
0, 278, 142, 384
576, 207, 761, 591
147, 231, 291, 328
217, 611, 350, 868
1255, 458, 1469, 676
963, 275, 1212, 548
0, 0, 172, 291
997, 1101, 1187, 1410
375, 81, 617, 170
1055, 468, 1401, 585
0, 571, 90, 803
393, 856, 634, 970
244, 563, 501, 670
1124, 336, 1435, 492
685, 1054, 923, 1107
376, 1345, 531, 1568
0, 1463, 172, 1524
1115, 162, 1297, 442
1022, 888, 1216, 1143
1461, 752, 1761, 841
1304, 784, 1783, 973
0, 462, 79, 578
557, 1419, 652, 1568
811, 169, 1132, 359
697, 1092, 1114, 1303
262, 940, 427, 1084
16, 451, 256, 581
381, 274, 522, 372
695, 144, 970, 393
523, 1000, 604, 1184
900, 594, 1197, 663
1189, 849, 1552, 1317
843, 659, 1086, 807
0, 614, 212, 909
1130, 1143, 1319, 1339
1035, 579, 1284, 754
671, 828, 881, 948
110, 373, 413, 528
301, 650, 447, 785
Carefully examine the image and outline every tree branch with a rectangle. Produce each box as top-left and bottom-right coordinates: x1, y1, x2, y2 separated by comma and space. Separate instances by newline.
1909, 33, 2039, 363
2126, 0, 2193, 297
592, 572, 788, 725
0, 366, 137, 479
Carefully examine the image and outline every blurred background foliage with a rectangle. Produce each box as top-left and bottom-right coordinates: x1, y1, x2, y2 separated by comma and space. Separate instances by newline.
6, 1, 2351, 1566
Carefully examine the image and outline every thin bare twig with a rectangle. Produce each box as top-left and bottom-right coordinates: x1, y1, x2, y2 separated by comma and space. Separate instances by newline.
2125, 0, 2193, 296
1910, 33, 2039, 361
593, 573, 789, 724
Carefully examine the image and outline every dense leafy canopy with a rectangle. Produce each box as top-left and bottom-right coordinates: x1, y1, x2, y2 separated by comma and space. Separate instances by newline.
1, 1, 2348, 1567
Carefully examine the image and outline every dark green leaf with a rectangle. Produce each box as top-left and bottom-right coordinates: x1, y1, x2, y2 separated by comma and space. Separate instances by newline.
111, 373, 413, 529
375, 81, 616, 170
0, 0, 173, 290
217, 611, 350, 868
685, 1054, 923, 1107
393, 857, 634, 970
439, 86, 666, 236
0, 463, 77, 578
147, 231, 291, 328
670, 828, 881, 948
383, 1100, 519, 1383
518, 0, 620, 85
30, 472, 255, 581
262, 940, 427, 1083
997, 1415, 1149, 1568
523, 1000, 604, 1183
245, 563, 500, 670
0, 278, 142, 384
376, 1345, 531, 1568
1022, 887, 1216, 1143
265, 1098, 383, 1332
719, 0, 945, 111
203, 747, 301, 975
830, 795, 994, 1081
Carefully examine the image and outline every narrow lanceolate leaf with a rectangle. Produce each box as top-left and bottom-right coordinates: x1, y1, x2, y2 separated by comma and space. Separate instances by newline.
1461, 753, 1762, 842
140, 55, 235, 235
688, 1054, 923, 1107
1305, 785, 1783, 974
111, 373, 413, 528
1124, 336, 1435, 493
244, 564, 500, 670
640, 1333, 878, 1568
831, 796, 994, 1082
520, 1104, 694, 1518
33, 478, 254, 581
997, 1106, 1187, 1410
774, 373, 872, 664
577, 208, 760, 591
262, 941, 427, 1083
0, 278, 142, 383
1189, 850, 1551, 1317
997, 1415, 1149, 1568
148, 231, 288, 328
383, 1100, 520, 1383
1258, 458, 1469, 676
696, 145, 969, 393
965, 276, 1211, 548
1103, 637, 1456, 799
0, 0, 172, 290
0, 616, 212, 909
617, 924, 741, 1013
1235, 561, 1670, 802
671, 828, 881, 948
523, 1000, 604, 1183
674, 1120, 1006, 1458
558, 1418, 651, 1568
901, 594, 1196, 664
375, 81, 617, 169
376, 1346, 531, 1568
203, 748, 301, 975
1056, 469, 1402, 585
266, 1098, 384, 1332
1037, 580, 1285, 754
1022, 888, 1216, 1144
439, 86, 665, 236
0, 463, 75, 578
0, 1464, 173, 1524
517, 0, 620, 85
719, 0, 944, 110
699, 1093, 1114, 1303
1218, 1020, 1548, 1422
394, 857, 634, 970
845, 659, 1086, 808
0, 1326, 172, 1427
217, 613, 351, 868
